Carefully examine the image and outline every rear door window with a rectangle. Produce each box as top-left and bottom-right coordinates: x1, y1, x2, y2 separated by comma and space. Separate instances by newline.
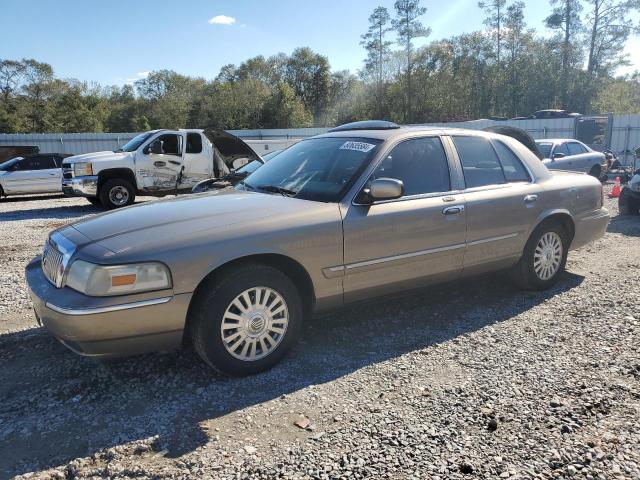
554, 143, 570, 156
372, 136, 451, 196
452, 136, 506, 188
186, 133, 202, 154
492, 141, 531, 183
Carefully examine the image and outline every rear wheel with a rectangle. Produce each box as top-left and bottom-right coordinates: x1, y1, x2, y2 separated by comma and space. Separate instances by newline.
588, 164, 602, 179
189, 264, 303, 376
99, 178, 135, 210
619, 188, 640, 215
509, 221, 569, 290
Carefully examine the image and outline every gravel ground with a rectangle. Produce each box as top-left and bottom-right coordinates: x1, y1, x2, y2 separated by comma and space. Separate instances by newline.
0, 188, 639, 479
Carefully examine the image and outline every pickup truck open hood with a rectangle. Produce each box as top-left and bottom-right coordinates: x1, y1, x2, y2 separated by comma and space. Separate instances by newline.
483, 126, 544, 160
204, 129, 261, 175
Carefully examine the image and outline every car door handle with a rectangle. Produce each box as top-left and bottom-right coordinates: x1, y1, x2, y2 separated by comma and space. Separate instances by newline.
524, 194, 538, 203
154, 161, 166, 167
168, 160, 181, 166
49, 173, 57, 176
442, 205, 465, 215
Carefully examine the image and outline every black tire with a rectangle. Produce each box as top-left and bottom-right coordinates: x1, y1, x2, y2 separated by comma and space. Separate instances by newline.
98, 178, 135, 210
588, 164, 602, 179
509, 221, 569, 291
86, 196, 102, 206
619, 188, 640, 215
189, 264, 303, 376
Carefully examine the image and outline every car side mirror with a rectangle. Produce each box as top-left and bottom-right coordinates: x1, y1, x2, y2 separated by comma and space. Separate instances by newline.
552, 152, 566, 160
356, 178, 404, 204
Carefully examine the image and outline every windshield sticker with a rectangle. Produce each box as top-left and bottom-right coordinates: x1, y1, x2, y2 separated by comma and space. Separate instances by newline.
339, 141, 377, 153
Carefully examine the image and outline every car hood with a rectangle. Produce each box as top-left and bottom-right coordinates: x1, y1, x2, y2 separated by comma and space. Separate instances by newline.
62, 190, 336, 257
62, 151, 132, 165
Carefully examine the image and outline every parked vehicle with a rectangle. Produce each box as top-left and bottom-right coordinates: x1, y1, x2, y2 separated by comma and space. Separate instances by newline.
0, 153, 71, 198
192, 149, 283, 193
531, 110, 581, 119
618, 146, 640, 215
26, 121, 609, 376
61, 129, 260, 209
535, 139, 606, 178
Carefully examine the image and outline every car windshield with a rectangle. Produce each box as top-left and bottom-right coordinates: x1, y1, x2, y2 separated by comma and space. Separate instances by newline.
236, 159, 263, 175
537, 142, 553, 158
260, 149, 283, 161
0, 157, 22, 171
239, 137, 383, 202
115, 132, 154, 152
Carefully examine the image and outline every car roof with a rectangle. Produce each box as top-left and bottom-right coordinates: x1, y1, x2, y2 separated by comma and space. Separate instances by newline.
316, 125, 505, 141
535, 139, 579, 144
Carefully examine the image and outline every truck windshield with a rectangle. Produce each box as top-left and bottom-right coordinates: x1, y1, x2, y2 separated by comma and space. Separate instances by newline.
240, 137, 383, 202
115, 132, 154, 153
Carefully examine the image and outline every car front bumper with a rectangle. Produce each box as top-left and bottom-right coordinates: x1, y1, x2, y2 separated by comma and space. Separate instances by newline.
571, 207, 610, 250
62, 175, 98, 197
25, 257, 191, 357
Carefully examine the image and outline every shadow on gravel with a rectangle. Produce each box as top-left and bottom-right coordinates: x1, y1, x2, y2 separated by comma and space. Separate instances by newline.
0, 194, 65, 203
0, 271, 584, 477
607, 213, 640, 237
1, 200, 151, 222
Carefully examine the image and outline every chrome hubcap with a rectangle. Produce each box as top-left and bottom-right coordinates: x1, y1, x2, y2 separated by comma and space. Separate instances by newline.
220, 287, 289, 362
533, 232, 563, 280
109, 186, 129, 206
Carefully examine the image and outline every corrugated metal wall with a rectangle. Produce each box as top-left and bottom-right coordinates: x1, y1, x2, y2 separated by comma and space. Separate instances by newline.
2, 115, 639, 164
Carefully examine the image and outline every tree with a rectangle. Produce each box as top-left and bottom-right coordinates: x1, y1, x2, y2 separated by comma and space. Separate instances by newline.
262, 82, 312, 128
584, 0, 640, 77
392, 0, 430, 122
545, 0, 583, 108
478, 0, 507, 114
284, 48, 331, 125
504, 1, 528, 115
361, 6, 393, 118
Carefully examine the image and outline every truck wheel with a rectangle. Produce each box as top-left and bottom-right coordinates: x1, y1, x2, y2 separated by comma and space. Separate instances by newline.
189, 264, 303, 376
86, 197, 102, 206
509, 221, 569, 291
99, 178, 135, 210
619, 188, 640, 215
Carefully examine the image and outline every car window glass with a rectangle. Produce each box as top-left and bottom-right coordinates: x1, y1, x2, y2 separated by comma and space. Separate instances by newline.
22, 158, 53, 170
452, 136, 506, 188
493, 141, 530, 182
186, 133, 202, 154
537, 143, 553, 158
372, 137, 450, 196
156, 134, 181, 155
555, 143, 570, 156
567, 142, 584, 155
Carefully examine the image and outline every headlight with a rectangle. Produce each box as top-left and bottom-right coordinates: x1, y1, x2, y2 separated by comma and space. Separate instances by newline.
73, 162, 93, 176
65, 260, 172, 296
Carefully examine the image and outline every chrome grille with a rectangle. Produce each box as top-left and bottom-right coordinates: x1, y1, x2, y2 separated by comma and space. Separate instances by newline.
42, 242, 64, 286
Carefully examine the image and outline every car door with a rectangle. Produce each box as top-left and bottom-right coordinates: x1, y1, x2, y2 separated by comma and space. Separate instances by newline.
341, 135, 466, 303
135, 132, 186, 192
449, 135, 543, 273
2, 156, 59, 193
549, 142, 572, 170
180, 132, 212, 188
37, 155, 62, 192
566, 141, 594, 173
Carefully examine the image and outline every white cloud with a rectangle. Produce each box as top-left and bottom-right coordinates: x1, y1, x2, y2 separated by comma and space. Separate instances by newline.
208, 15, 236, 25
125, 71, 150, 85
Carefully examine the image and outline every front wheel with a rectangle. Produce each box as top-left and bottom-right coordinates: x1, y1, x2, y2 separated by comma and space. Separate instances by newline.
99, 178, 135, 210
189, 264, 303, 376
509, 221, 569, 290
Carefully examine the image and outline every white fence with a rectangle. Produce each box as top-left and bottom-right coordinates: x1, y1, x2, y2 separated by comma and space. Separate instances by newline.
2, 115, 639, 165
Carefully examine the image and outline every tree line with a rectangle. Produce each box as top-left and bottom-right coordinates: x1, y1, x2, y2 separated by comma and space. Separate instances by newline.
1, 0, 639, 134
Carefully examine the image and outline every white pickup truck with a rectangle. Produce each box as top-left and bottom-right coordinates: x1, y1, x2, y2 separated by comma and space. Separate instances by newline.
62, 129, 261, 209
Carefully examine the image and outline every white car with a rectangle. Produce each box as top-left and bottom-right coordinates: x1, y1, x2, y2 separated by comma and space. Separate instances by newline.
0, 154, 70, 198
535, 139, 606, 178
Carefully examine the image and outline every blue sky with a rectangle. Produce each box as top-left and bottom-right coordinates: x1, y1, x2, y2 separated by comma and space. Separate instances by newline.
1, 0, 638, 86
